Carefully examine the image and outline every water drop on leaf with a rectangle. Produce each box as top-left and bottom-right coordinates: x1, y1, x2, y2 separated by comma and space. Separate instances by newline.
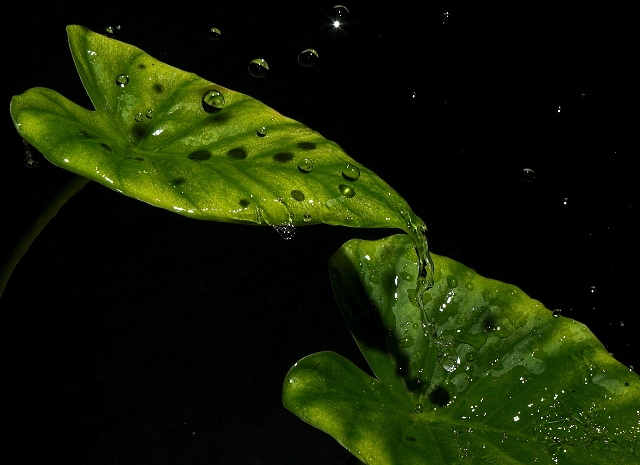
202, 89, 225, 113
297, 157, 313, 173
115, 74, 129, 87
339, 184, 356, 198
342, 164, 360, 180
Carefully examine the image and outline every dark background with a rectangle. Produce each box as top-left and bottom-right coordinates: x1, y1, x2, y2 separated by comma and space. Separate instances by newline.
1, 1, 637, 464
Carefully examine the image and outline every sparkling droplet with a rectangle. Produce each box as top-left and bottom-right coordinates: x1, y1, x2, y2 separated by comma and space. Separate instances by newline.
332, 5, 350, 26
248, 58, 269, 78
208, 27, 221, 41
414, 403, 424, 414
298, 48, 319, 67
339, 184, 356, 198
552, 309, 562, 318
202, 89, 225, 112
134, 113, 144, 122
257, 126, 267, 137
145, 109, 155, 119
115, 74, 129, 87
442, 12, 452, 24
342, 164, 360, 180
273, 223, 296, 240
104, 25, 121, 36
297, 157, 313, 173
303, 214, 312, 223
521, 167, 535, 182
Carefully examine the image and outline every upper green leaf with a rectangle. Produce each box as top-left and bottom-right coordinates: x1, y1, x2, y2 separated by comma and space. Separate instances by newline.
9, 25, 425, 236
283, 234, 640, 464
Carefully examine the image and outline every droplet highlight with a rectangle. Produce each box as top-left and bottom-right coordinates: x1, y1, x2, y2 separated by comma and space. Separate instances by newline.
116, 74, 129, 87
248, 58, 269, 78
297, 158, 313, 173
208, 27, 221, 41
342, 164, 360, 180
298, 48, 319, 67
202, 89, 225, 113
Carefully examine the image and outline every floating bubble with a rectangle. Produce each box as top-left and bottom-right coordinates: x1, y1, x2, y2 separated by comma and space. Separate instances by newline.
248, 58, 269, 78
202, 89, 225, 113
257, 126, 267, 137
115, 74, 129, 87
208, 27, 221, 41
339, 184, 356, 198
297, 157, 313, 173
332, 5, 350, 26
298, 48, 319, 67
342, 164, 360, 180
521, 167, 535, 182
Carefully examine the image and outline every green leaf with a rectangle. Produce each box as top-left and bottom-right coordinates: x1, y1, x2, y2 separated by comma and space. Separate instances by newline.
10, 25, 422, 233
283, 235, 640, 464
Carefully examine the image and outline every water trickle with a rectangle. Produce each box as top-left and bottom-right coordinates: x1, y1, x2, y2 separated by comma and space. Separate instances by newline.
338, 184, 356, 198
332, 5, 350, 26
298, 48, 319, 67
115, 74, 129, 87
248, 58, 269, 78
521, 167, 535, 182
208, 27, 221, 41
257, 126, 267, 137
342, 164, 360, 180
273, 223, 296, 240
202, 89, 225, 112
297, 157, 313, 173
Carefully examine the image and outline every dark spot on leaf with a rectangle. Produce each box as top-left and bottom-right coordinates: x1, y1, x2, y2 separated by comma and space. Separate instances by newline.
625, 382, 630, 386
153, 83, 164, 93
228, 148, 247, 160
291, 190, 305, 201
428, 385, 450, 407
405, 437, 417, 442
188, 150, 212, 161
273, 152, 294, 162
131, 124, 147, 140
100, 143, 112, 152
297, 141, 316, 150
239, 199, 250, 208
172, 178, 186, 185
483, 315, 496, 332
137, 63, 146, 69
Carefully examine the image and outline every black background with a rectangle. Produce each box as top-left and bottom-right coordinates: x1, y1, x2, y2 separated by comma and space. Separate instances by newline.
1, 1, 637, 464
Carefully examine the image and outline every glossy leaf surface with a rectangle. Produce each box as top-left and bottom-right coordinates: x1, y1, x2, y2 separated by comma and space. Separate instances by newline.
9, 26, 422, 234
283, 234, 640, 464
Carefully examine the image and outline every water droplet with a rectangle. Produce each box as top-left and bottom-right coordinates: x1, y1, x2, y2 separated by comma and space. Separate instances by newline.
115, 74, 129, 87
332, 5, 349, 26
342, 164, 360, 180
590, 285, 596, 294
297, 157, 313, 173
466, 351, 477, 362
273, 223, 296, 240
145, 109, 155, 119
208, 27, 221, 41
303, 214, 312, 223
298, 48, 319, 67
248, 58, 269, 78
552, 309, 562, 318
339, 184, 356, 198
562, 197, 569, 206
257, 126, 267, 137
104, 25, 121, 37
202, 89, 225, 112
134, 113, 144, 122
447, 275, 458, 288
400, 334, 414, 348
442, 12, 452, 24
521, 167, 535, 182
414, 403, 424, 414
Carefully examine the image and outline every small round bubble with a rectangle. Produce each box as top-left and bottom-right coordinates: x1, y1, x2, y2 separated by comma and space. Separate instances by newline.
208, 27, 222, 41
248, 58, 269, 78
298, 48, 319, 67
116, 74, 129, 87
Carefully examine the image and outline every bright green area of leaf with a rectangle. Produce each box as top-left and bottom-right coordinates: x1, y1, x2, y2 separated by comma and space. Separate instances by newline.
283, 234, 640, 464
9, 25, 422, 233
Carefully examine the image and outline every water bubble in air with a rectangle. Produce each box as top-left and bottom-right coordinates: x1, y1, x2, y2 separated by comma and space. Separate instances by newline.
116, 74, 129, 87
202, 89, 225, 113
248, 58, 269, 78
298, 49, 319, 67
332, 5, 350, 26
208, 27, 222, 41
521, 167, 535, 182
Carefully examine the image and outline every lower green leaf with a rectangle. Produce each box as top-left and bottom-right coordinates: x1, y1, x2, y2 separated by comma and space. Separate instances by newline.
283, 234, 640, 464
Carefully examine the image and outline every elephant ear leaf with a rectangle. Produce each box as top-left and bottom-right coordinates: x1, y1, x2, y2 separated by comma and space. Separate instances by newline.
9, 25, 426, 239
283, 234, 640, 465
